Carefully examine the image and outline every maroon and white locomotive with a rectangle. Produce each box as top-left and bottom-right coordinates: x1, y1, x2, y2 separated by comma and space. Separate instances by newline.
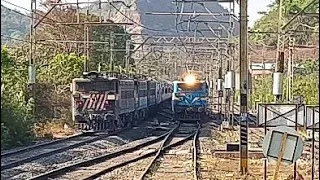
71, 71, 172, 132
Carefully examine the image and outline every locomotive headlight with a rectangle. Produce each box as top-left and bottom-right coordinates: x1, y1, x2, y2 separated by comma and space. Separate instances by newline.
172, 95, 180, 100
107, 94, 116, 100
184, 74, 196, 85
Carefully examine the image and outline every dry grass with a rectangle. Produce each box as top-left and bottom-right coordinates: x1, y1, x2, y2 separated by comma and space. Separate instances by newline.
199, 155, 319, 180
33, 119, 75, 139
199, 126, 319, 180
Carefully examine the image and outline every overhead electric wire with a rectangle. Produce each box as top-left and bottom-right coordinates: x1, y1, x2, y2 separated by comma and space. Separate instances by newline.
1, 0, 31, 13
109, 2, 183, 32
1, 4, 57, 25
1, 3, 80, 47
1, 34, 61, 47
1, 1, 65, 28
2, 0, 88, 31
1, 4, 33, 19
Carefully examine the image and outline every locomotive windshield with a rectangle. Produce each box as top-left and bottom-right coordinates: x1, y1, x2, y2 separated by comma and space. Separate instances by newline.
75, 80, 117, 92
76, 82, 93, 91
177, 82, 203, 91
94, 81, 117, 91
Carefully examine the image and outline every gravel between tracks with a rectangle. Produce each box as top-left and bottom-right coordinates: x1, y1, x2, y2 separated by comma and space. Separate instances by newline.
197, 122, 319, 180
1, 135, 93, 166
95, 134, 196, 180
145, 138, 195, 180
1, 119, 176, 180
57, 139, 164, 180
87, 121, 203, 179
97, 156, 154, 180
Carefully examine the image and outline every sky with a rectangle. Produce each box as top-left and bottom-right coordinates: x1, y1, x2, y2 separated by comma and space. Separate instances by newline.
2, 0, 275, 27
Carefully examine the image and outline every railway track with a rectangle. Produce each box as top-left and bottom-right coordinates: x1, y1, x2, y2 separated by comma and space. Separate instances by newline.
1, 113, 176, 180
28, 128, 177, 180
138, 122, 200, 180
0, 131, 123, 171
28, 121, 200, 180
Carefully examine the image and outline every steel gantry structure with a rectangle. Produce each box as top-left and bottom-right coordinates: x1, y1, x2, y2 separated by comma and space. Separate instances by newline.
132, 35, 228, 80
143, 0, 239, 122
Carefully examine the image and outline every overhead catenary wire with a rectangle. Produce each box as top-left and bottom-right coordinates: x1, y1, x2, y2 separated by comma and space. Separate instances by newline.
1, 4, 33, 19
2, 0, 117, 31
2, 0, 187, 45
1, 0, 83, 30
1, 34, 59, 47
109, 2, 184, 32
1, 1, 120, 49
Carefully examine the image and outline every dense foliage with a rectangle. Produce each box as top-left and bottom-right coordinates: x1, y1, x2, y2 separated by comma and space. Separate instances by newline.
248, 59, 319, 110
34, 2, 134, 71
1, 47, 34, 149
250, 0, 319, 45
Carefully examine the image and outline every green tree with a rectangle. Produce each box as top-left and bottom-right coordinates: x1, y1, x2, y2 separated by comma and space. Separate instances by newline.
89, 21, 132, 70
294, 59, 319, 75
249, 73, 319, 110
250, 0, 319, 45
35, 1, 133, 71
1, 46, 35, 149
35, 53, 86, 122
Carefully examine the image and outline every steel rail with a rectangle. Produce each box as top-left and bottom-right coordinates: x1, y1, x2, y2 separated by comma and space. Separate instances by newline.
82, 123, 199, 180
82, 124, 181, 180
193, 124, 200, 180
1, 133, 84, 158
138, 122, 200, 180
1, 128, 128, 171
27, 126, 177, 180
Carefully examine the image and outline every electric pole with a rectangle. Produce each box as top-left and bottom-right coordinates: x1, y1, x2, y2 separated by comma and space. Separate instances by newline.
28, 0, 37, 118
273, 0, 286, 102
239, 0, 248, 174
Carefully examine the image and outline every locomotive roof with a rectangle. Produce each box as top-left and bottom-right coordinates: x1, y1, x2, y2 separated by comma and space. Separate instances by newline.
72, 77, 157, 82
172, 80, 206, 83
72, 77, 119, 82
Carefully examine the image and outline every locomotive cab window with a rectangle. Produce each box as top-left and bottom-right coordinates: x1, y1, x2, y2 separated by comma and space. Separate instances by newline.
121, 91, 134, 99
75, 82, 92, 92
177, 83, 202, 91
139, 90, 147, 97
94, 81, 110, 91
150, 89, 156, 95
95, 80, 118, 92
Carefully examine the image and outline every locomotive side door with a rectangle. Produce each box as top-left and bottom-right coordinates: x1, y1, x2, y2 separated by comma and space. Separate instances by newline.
134, 80, 139, 109
146, 81, 150, 106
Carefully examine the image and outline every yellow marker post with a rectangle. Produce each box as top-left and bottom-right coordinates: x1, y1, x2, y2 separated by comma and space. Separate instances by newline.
273, 132, 288, 180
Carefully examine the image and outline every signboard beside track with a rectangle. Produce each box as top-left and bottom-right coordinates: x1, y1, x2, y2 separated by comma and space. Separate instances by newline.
262, 126, 304, 165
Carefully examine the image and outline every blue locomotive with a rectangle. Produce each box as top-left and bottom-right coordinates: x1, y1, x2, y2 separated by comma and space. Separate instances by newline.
172, 74, 208, 122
